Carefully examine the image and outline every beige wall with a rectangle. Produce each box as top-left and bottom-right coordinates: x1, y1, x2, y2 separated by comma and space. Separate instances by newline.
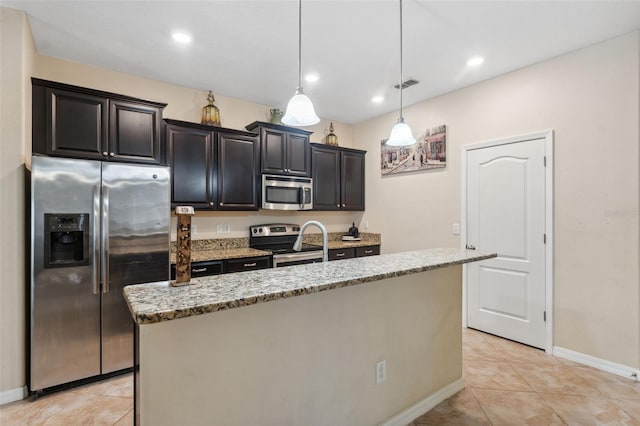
353, 32, 640, 369
139, 268, 462, 425
0, 7, 35, 396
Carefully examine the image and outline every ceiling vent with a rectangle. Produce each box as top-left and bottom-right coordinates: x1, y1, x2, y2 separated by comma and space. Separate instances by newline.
394, 78, 420, 90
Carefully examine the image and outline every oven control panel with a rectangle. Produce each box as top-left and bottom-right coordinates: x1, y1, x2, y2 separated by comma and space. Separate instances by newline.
250, 223, 301, 237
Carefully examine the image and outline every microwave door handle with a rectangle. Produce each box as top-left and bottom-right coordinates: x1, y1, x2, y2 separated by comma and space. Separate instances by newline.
298, 186, 304, 208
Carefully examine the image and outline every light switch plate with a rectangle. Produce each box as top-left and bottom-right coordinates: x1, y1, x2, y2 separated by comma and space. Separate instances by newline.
452, 223, 460, 235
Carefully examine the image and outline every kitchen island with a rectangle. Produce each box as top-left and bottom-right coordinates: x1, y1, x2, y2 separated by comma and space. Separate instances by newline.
125, 248, 495, 426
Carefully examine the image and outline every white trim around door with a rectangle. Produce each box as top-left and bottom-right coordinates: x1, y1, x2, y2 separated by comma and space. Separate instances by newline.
461, 129, 554, 353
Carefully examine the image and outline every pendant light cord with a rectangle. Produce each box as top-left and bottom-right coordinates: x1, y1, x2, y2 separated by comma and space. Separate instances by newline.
399, 0, 404, 122
297, 0, 302, 91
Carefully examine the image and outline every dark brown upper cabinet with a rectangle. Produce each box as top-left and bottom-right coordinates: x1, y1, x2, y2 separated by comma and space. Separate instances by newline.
32, 78, 165, 165
245, 121, 312, 177
166, 119, 259, 211
311, 143, 366, 211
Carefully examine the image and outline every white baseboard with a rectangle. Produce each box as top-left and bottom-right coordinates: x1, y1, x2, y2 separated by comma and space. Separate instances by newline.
0, 386, 27, 406
380, 377, 465, 426
553, 346, 640, 382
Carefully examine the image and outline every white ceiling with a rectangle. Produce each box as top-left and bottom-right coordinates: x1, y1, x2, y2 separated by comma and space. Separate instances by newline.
3, 0, 640, 124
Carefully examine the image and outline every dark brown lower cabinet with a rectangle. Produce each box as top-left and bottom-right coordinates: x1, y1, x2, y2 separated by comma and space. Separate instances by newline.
226, 256, 272, 273
329, 245, 380, 261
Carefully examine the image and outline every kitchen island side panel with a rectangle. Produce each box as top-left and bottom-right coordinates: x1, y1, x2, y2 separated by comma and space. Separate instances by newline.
137, 266, 462, 426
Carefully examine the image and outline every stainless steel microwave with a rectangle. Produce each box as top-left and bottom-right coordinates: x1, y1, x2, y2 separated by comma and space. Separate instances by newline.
262, 175, 313, 210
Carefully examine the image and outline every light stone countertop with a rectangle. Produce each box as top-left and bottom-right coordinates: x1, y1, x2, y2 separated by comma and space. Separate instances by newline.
125, 248, 496, 325
169, 233, 381, 263
170, 248, 271, 263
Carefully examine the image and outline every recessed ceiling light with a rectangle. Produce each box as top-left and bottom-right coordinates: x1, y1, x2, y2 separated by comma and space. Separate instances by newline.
172, 31, 192, 44
467, 56, 484, 67
304, 73, 319, 83
372, 95, 384, 104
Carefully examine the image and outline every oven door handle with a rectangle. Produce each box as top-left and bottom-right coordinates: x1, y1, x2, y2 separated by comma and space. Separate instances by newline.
273, 251, 324, 266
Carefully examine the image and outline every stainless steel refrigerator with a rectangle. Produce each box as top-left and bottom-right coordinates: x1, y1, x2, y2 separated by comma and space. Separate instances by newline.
29, 156, 170, 392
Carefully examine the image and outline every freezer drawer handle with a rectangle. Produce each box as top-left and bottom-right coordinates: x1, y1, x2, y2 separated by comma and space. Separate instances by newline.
336, 252, 346, 257
192, 268, 207, 273
101, 185, 110, 293
92, 185, 100, 294
244, 262, 257, 267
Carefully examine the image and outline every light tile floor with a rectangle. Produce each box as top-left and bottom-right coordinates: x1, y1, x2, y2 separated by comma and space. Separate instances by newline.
1, 328, 638, 425
412, 328, 640, 425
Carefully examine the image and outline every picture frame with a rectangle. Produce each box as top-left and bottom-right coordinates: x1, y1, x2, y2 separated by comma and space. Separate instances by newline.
380, 124, 446, 176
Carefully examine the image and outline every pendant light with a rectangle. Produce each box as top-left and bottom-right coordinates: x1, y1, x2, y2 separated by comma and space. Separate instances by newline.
386, 0, 416, 146
282, 0, 320, 127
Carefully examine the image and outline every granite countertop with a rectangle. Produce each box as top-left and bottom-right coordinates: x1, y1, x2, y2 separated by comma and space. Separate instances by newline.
169, 233, 381, 263
171, 248, 271, 263
125, 248, 496, 325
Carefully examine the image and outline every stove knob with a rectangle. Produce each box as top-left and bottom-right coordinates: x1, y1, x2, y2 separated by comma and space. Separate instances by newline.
259, 228, 263, 233
252, 228, 257, 234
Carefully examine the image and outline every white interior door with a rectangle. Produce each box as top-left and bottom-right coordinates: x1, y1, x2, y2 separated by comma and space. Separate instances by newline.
466, 138, 546, 349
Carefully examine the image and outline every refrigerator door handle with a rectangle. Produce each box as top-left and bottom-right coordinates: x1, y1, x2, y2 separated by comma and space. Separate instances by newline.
92, 185, 101, 294
101, 184, 110, 294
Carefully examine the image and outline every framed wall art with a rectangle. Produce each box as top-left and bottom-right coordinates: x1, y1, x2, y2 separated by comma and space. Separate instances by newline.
381, 124, 446, 176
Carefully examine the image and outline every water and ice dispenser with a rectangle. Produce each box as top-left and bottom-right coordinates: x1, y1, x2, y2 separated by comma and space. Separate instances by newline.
44, 213, 90, 268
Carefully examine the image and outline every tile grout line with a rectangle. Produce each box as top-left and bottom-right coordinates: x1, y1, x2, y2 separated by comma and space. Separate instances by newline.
467, 385, 495, 426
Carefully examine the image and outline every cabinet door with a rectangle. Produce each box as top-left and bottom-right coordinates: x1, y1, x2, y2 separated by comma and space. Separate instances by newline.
261, 128, 286, 174
355, 245, 380, 257
328, 247, 356, 261
286, 133, 310, 176
226, 256, 271, 273
167, 125, 214, 209
311, 146, 340, 210
341, 151, 365, 211
217, 132, 259, 210
45, 88, 108, 159
109, 100, 163, 164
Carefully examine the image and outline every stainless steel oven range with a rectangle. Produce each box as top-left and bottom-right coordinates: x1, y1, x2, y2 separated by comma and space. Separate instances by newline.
249, 223, 323, 267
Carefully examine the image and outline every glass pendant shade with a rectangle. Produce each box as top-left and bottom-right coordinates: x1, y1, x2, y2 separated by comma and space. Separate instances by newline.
282, 88, 320, 127
386, 118, 416, 146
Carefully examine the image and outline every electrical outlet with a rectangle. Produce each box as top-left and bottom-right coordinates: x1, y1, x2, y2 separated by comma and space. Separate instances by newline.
376, 360, 386, 384
223, 224, 230, 233
191, 224, 197, 233
364, 220, 369, 230
216, 224, 223, 233
452, 223, 460, 235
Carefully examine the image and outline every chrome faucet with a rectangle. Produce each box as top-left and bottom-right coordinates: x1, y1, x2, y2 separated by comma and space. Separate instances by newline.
293, 220, 328, 262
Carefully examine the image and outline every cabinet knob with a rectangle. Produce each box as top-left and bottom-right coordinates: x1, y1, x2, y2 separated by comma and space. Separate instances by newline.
209, 202, 214, 206
342, 203, 346, 208
336, 204, 340, 208
109, 152, 115, 157
102, 152, 108, 156
220, 202, 224, 206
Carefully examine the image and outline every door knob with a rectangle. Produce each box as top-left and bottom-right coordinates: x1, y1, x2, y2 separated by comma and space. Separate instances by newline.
466, 244, 476, 250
